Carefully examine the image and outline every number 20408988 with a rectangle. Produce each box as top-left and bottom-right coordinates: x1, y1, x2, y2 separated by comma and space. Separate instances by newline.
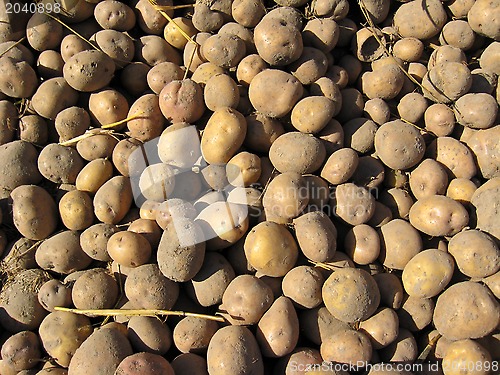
5, 1, 61, 14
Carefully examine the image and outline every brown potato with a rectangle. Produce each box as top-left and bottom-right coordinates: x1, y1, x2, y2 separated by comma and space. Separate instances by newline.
471, 177, 500, 240
59, 190, 94, 231
442, 339, 492, 375
291, 96, 336, 134
37, 279, 72, 313
332, 183, 375, 225
321, 328, 373, 364
72, 268, 118, 310
468, 0, 500, 40
159, 79, 205, 123
115, 353, 174, 375
80, 223, 118, 262
173, 316, 218, 354
107, 231, 151, 268
94, 0, 136, 31
393, 37, 424, 62
379, 219, 422, 270
359, 307, 399, 349
18, 114, 48, 145
244, 113, 284, 153
422, 62, 472, 103
397, 295, 434, 332
393, 0, 447, 39
342, 117, 378, 154
0, 140, 42, 190
362, 65, 404, 100
282, 266, 324, 309
54, 107, 90, 143
94, 176, 133, 224
0, 57, 37, 98
38, 143, 84, 184
379, 328, 418, 363
76, 158, 114, 194
303, 17, 340, 52
1, 331, 41, 371
454, 93, 498, 129
344, 224, 380, 265
409, 159, 449, 200
293, 211, 337, 263
164, 17, 197, 49
31, 77, 79, 120
63, 50, 115, 92
127, 316, 172, 355
26, 13, 63, 51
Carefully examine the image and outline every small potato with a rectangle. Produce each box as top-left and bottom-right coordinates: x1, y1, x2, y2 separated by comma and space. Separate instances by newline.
31, 77, 79, 120
68, 326, 133, 375
471, 178, 500, 240
60, 34, 92, 63
293, 211, 337, 263
146, 62, 184, 94
373, 273, 404, 310
159, 79, 205, 123
135, 35, 181, 66
191, 62, 225, 85
409, 159, 448, 200
479, 41, 500, 75
342, 117, 378, 154
107, 231, 151, 268
127, 316, 172, 355
115, 353, 174, 375
397, 295, 434, 332
332, 183, 375, 226
344, 224, 380, 265
374, 120, 425, 171
92, 30, 134, 68
454, 93, 498, 129
380, 328, 418, 363
446, 178, 477, 204
218, 22, 256, 55
467, 127, 500, 179
134, 0, 172, 34
35, 231, 92, 274
207, 326, 264, 374
72, 268, 118, 310
156, 123, 201, 169
59, 190, 94, 231
89, 88, 129, 128
80, 223, 119, 261
244, 113, 284, 153
448, 230, 500, 279
38, 143, 84, 184
244, 221, 298, 277
236, 54, 268, 86
303, 18, 340, 52
424, 103, 455, 137
359, 307, 399, 349
75, 158, 114, 194
288, 47, 328, 85
192, 3, 224, 32
157, 218, 205, 282
402, 249, 455, 298
202, 34, 246, 68
37, 279, 72, 312
11, 185, 57, 241
282, 266, 324, 309
38, 311, 93, 367
248, 69, 303, 118
164, 17, 197, 49
291, 96, 336, 134
443, 339, 492, 375
220, 274, 273, 325
263, 172, 309, 223
18, 114, 48, 145
269, 132, 326, 175
428, 45, 467, 69
94, 176, 133, 224
422, 62, 472, 103
322, 267, 380, 323
408, 62, 428, 83
94, 0, 136, 31
137, 163, 176, 202
393, 0, 447, 39
201, 107, 247, 164
362, 65, 404, 100
63, 50, 115, 92
321, 148, 358, 185
378, 219, 422, 270
76, 133, 118, 160
0, 140, 42, 190
351, 156, 385, 189
0, 57, 37, 98
448, 0, 476, 18
434, 281, 499, 340
363, 98, 390, 125
204, 74, 240, 111
26, 13, 63, 51
226, 151, 261, 186
1, 331, 41, 371
392, 37, 424, 62
274, 348, 323, 374
321, 329, 373, 364
54, 107, 90, 142
299, 307, 351, 346
232, 0, 265, 27
173, 316, 218, 354
256, 296, 299, 358
317, 119, 344, 154
397, 92, 428, 125
409, 195, 469, 237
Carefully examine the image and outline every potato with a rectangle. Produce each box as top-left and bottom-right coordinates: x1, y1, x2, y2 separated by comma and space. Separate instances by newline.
393, 0, 447, 39
107, 231, 151, 268
380, 328, 418, 363
427, 137, 477, 179
60, 34, 91, 63
10, 185, 57, 241
26, 13, 63, 51
0, 101, 17, 145
79, 223, 118, 262
269, 132, 326, 175
361, 65, 404, 100
293, 211, 337, 263
282, 266, 324, 309
439, 20, 475, 51
115, 353, 174, 375
244, 221, 298, 277
134, 0, 172, 34
351, 156, 385, 189
68, 326, 133, 375
88, 89, 127, 129
94, 176, 133, 224
359, 307, 399, 350
231, 0, 265, 28
37, 279, 72, 312
125, 264, 179, 310
207, 326, 264, 375
136, 163, 175, 202
63, 50, 115, 92
172, 316, 218, 354
471, 177, 500, 240
290, 96, 336, 134
0, 269, 50, 332
171, 353, 208, 375
342, 118, 378, 154
302, 18, 340, 53
94, 0, 136, 31
59, 190, 94, 231
374, 120, 425, 171
220, 275, 273, 325
448, 0, 476, 18
373, 273, 403, 310
428, 45, 467, 69
402, 249, 455, 298
158, 79, 205, 123
200, 107, 246, 164
442, 339, 492, 375
35, 231, 92, 274
468, 0, 500, 40
120, 62, 150, 96
422, 62, 472, 103
0, 41, 34, 65
0, 57, 37, 98
157, 218, 205, 282
446, 178, 477, 204
1, 331, 40, 371
75, 158, 113, 194
409, 159, 448, 200
409, 195, 469, 237
322, 267, 380, 323
434, 281, 499, 340
396, 295, 434, 332
18, 114, 48, 145
321, 328, 373, 364
127, 316, 171, 355
332, 183, 375, 226
263, 172, 309, 223
378, 219, 422, 270
226, 151, 261, 186
163, 17, 196, 50
200, 34, 246, 69
392, 37, 424, 62
274, 347, 324, 374
298, 307, 350, 347
54, 107, 89, 143
203, 74, 239, 111
248, 69, 303, 118
479, 41, 500, 75
38, 143, 84, 184
192, 3, 224, 32
454, 93, 498, 129
31, 77, 79, 120
244, 113, 284, 153
72, 268, 118, 310
397, 93, 428, 125
424, 103, 455, 136
448, 230, 499, 279
0, 141, 42, 190
344, 224, 380, 265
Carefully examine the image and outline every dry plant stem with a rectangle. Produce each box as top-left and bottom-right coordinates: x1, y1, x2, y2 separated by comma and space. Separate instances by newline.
59, 129, 120, 147
101, 111, 145, 129
309, 260, 343, 271
0, 37, 27, 59
417, 332, 442, 362
54, 306, 225, 322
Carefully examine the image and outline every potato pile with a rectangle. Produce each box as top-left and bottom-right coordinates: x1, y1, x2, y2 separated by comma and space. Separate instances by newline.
0, 0, 499, 374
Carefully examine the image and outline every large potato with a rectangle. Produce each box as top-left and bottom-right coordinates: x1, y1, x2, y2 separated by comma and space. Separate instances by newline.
158, 79, 205, 123
409, 195, 469, 237
0, 141, 41, 190
31, 77, 79, 120
0, 331, 40, 371
393, 0, 447, 39
63, 50, 115, 92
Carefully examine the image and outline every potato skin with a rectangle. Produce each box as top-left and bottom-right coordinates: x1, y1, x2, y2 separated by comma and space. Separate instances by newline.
293, 211, 337, 263
409, 195, 469, 237
115, 353, 174, 375
393, 0, 447, 39
378, 219, 422, 270
0, 57, 38, 98
93, 176, 133, 224
59, 190, 94, 231
207, 326, 264, 375
31, 77, 79, 120
94, 0, 136, 31
63, 50, 115, 92
0, 331, 41, 371
433, 281, 499, 341
158, 79, 205, 123
0, 141, 42, 190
